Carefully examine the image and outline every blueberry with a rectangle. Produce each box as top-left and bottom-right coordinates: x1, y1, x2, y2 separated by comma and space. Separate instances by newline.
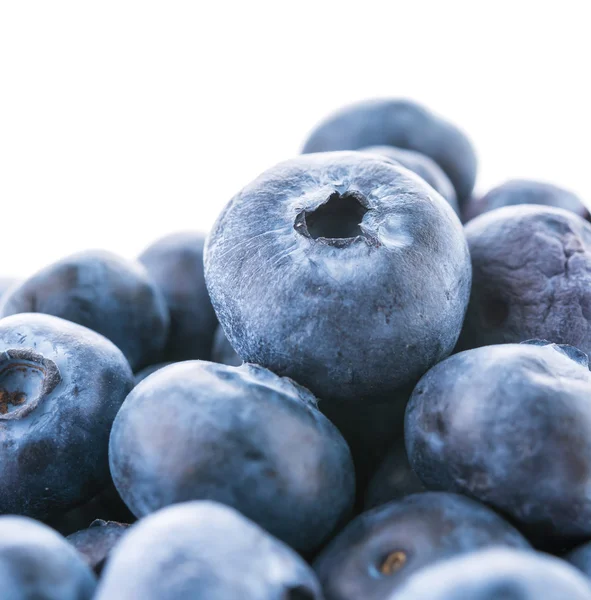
0, 251, 169, 371
0, 313, 133, 519
391, 548, 591, 600
364, 438, 426, 510
95, 501, 322, 600
67, 520, 129, 576
314, 492, 530, 600
457, 205, 591, 354
205, 152, 471, 404
566, 542, 591, 579
139, 232, 217, 361
405, 341, 591, 547
301, 99, 477, 204
0, 277, 18, 299
133, 362, 174, 386
211, 324, 242, 366
360, 145, 459, 214
463, 179, 589, 222
109, 361, 355, 553
0, 515, 96, 599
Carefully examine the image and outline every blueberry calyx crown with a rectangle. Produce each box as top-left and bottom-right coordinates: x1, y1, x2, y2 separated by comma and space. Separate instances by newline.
294, 190, 369, 247
0, 348, 62, 420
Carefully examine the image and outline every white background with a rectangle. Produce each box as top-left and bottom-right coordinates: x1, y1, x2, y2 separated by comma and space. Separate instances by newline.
1, 1, 590, 277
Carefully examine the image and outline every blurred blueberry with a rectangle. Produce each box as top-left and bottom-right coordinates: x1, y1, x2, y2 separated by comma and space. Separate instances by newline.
67, 520, 129, 576
405, 341, 591, 547
360, 145, 459, 214
302, 99, 477, 203
96, 501, 322, 599
139, 232, 217, 361
0, 313, 133, 519
391, 548, 591, 599
0, 277, 18, 299
0, 515, 96, 599
364, 438, 426, 510
205, 152, 471, 405
314, 492, 530, 600
463, 179, 589, 222
109, 361, 355, 553
212, 324, 242, 366
0, 251, 169, 371
133, 362, 174, 386
458, 205, 591, 355
567, 542, 591, 580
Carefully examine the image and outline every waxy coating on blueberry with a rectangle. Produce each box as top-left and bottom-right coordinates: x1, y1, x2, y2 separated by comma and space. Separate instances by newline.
205, 152, 471, 404
314, 491, 529, 600
67, 520, 130, 576
133, 361, 174, 386
139, 231, 218, 362
95, 501, 323, 600
301, 99, 477, 203
457, 205, 591, 355
0, 313, 134, 519
0, 250, 169, 371
212, 324, 242, 366
0, 515, 97, 599
390, 548, 591, 600
405, 341, 591, 547
360, 145, 459, 214
463, 178, 589, 222
109, 360, 355, 553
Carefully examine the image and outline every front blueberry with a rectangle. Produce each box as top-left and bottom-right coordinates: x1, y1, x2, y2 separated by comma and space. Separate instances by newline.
314, 492, 529, 600
0, 313, 133, 519
109, 360, 355, 553
95, 501, 323, 599
301, 99, 477, 204
205, 152, 471, 405
0, 515, 97, 599
0, 250, 169, 371
405, 341, 591, 547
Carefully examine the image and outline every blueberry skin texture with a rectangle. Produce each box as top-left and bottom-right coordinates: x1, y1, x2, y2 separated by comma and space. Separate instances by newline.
0, 313, 133, 519
463, 179, 589, 222
67, 520, 129, 576
211, 324, 242, 366
139, 231, 217, 361
391, 548, 591, 600
457, 205, 591, 354
0, 251, 169, 371
205, 152, 471, 404
109, 360, 355, 553
364, 438, 426, 510
302, 99, 477, 203
360, 145, 459, 214
567, 542, 591, 579
314, 491, 530, 600
133, 361, 173, 386
96, 501, 322, 600
0, 515, 96, 599
405, 341, 591, 546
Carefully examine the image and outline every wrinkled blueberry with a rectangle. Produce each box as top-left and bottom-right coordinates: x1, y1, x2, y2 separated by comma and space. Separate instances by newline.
205, 152, 471, 404
301, 99, 477, 203
463, 179, 589, 222
405, 341, 591, 546
133, 362, 173, 386
139, 232, 217, 361
212, 324, 242, 366
67, 520, 129, 576
457, 205, 591, 355
96, 501, 322, 600
109, 361, 355, 552
0, 515, 96, 599
391, 548, 591, 600
360, 145, 459, 214
314, 492, 529, 600
364, 438, 426, 510
0, 313, 133, 519
0, 250, 169, 371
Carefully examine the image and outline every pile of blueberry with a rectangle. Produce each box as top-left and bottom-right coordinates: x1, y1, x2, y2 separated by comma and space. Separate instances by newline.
3, 99, 591, 600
